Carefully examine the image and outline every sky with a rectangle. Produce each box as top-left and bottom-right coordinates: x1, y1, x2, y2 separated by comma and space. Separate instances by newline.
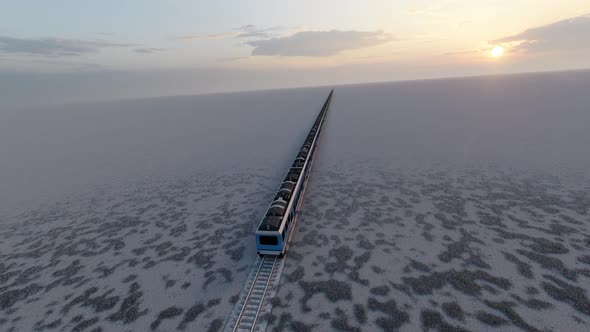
1, 0, 589, 108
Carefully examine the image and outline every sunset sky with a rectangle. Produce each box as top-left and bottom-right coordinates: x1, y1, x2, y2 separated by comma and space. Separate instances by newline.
1, 0, 589, 107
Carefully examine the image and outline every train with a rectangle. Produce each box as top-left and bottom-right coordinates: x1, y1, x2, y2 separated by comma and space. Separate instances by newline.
255, 90, 333, 257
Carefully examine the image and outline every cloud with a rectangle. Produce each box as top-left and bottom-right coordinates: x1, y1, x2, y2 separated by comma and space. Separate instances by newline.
236, 24, 256, 31
491, 14, 590, 53
0, 36, 134, 56
235, 25, 282, 39
175, 25, 299, 42
174, 32, 238, 41
216, 56, 249, 62
247, 30, 394, 56
237, 31, 271, 39
134, 48, 166, 54
173, 25, 258, 41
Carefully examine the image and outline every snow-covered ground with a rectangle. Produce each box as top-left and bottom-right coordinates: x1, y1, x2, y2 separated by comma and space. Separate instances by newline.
1, 70, 590, 331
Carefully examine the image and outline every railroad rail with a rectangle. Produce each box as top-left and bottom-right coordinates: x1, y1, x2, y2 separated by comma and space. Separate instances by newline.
224, 256, 283, 332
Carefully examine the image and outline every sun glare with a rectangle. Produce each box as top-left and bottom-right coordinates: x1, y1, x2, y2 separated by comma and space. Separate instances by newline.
491, 46, 505, 58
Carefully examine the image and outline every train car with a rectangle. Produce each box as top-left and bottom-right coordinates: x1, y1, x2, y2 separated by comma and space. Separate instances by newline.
255, 90, 333, 257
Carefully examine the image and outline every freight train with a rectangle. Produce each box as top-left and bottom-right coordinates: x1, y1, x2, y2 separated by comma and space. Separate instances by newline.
255, 90, 333, 256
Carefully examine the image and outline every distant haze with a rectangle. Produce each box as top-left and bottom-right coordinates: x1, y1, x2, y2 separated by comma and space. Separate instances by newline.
1, 70, 589, 215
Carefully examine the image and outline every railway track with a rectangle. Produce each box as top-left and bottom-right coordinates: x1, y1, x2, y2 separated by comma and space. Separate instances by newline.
224, 256, 284, 332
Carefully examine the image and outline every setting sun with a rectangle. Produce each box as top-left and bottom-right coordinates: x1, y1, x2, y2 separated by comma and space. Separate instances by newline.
491, 46, 505, 58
